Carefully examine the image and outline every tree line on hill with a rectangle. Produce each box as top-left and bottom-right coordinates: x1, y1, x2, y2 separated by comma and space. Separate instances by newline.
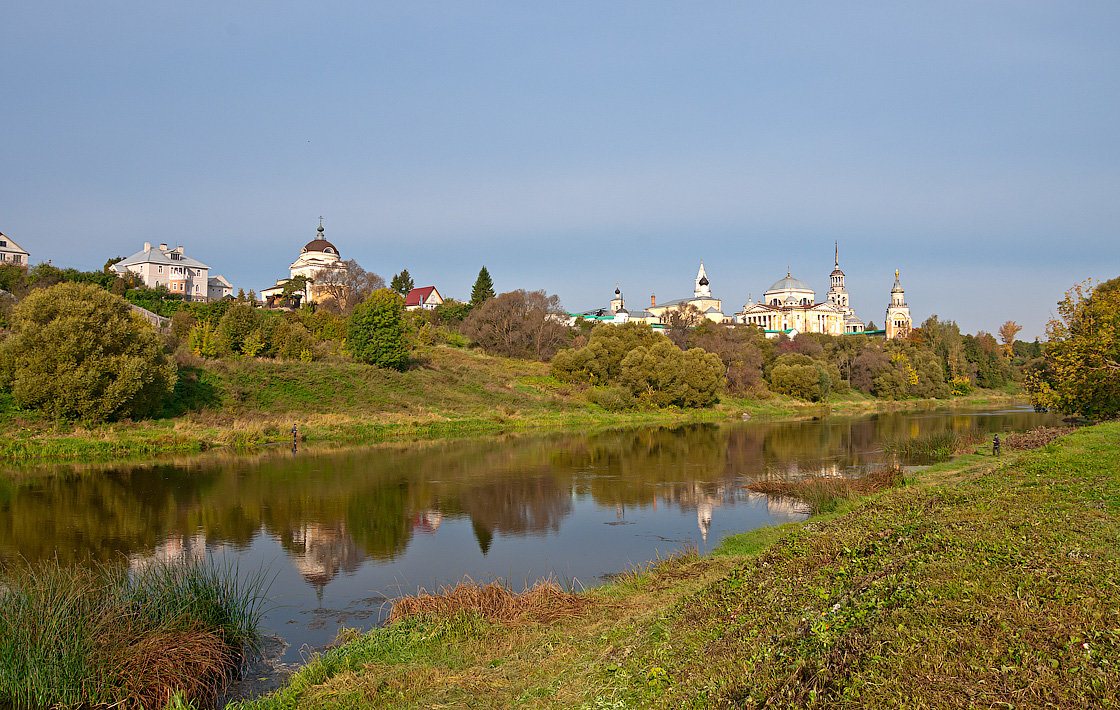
0, 255, 1115, 422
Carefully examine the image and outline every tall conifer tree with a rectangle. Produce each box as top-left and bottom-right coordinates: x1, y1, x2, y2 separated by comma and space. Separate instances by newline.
470, 266, 495, 307
390, 269, 414, 296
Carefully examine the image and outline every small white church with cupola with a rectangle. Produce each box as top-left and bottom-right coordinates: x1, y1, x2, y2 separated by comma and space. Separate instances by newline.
261, 220, 348, 308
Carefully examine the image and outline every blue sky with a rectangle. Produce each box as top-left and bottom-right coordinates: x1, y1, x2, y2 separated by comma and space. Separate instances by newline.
2, 1, 1118, 339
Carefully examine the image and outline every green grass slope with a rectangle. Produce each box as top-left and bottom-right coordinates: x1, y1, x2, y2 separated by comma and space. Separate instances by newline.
231, 422, 1120, 709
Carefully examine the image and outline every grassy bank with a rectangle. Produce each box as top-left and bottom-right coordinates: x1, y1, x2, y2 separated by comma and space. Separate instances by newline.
0, 345, 1023, 465
231, 421, 1119, 709
0, 557, 267, 709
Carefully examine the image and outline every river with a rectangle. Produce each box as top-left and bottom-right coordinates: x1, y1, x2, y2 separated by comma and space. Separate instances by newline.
0, 405, 1058, 670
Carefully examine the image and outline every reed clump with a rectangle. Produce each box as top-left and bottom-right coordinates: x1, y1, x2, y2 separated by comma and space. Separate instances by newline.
747, 464, 905, 513
388, 577, 593, 625
883, 430, 984, 462
0, 557, 268, 709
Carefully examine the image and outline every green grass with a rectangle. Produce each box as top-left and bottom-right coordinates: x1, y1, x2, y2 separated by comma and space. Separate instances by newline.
232, 422, 1120, 709
0, 557, 269, 709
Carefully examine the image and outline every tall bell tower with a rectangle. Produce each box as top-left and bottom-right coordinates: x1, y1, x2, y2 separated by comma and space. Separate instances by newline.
885, 269, 912, 339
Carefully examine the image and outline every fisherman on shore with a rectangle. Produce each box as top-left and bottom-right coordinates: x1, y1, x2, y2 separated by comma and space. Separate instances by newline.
993, 433, 1001, 457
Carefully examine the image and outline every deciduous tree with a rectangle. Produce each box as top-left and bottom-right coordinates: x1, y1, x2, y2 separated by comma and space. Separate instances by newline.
0, 283, 176, 421
463, 289, 568, 360
1027, 277, 1120, 418
315, 259, 385, 313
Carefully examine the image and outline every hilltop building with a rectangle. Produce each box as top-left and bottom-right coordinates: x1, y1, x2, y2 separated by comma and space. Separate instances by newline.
261, 220, 348, 308
645, 262, 729, 324
576, 283, 657, 325
885, 270, 912, 339
0, 232, 30, 266
575, 249, 911, 339
112, 242, 233, 301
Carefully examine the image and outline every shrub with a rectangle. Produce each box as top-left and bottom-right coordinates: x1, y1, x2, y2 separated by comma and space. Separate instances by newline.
0, 283, 176, 421
619, 340, 724, 407
347, 288, 407, 369
770, 362, 830, 402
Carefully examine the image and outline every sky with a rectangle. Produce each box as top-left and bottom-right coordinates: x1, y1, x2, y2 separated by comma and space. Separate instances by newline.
2, 1, 1118, 339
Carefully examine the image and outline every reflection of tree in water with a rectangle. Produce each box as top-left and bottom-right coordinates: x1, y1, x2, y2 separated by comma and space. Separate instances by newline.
459, 468, 572, 554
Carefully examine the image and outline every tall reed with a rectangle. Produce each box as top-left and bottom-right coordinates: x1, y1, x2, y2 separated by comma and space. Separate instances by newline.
0, 556, 269, 709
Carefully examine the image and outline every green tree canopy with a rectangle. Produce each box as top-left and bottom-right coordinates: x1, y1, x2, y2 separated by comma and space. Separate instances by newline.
0, 283, 177, 421
1028, 277, 1120, 418
619, 340, 724, 408
389, 270, 414, 297
347, 288, 407, 370
470, 266, 495, 307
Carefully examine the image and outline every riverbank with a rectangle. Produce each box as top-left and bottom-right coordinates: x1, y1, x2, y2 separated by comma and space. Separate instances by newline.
230, 421, 1119, 709
0, 345, 1022, 466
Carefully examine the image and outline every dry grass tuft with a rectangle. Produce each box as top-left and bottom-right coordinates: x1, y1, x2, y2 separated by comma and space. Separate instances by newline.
105, 627, 237, 710
1003, 425, 1075, 450
746, 464, 905, 513
388, 577, 594, 625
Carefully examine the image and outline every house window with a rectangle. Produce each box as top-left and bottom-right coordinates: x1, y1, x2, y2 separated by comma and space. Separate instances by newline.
0, 240, 6, 246
158, 265, 163, 273
0, 254, 5, 261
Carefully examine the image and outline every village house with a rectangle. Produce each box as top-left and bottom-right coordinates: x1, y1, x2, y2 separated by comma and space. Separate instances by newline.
404, 286, 443, 311
111, 242, 233, 301
0, 232, 30, 266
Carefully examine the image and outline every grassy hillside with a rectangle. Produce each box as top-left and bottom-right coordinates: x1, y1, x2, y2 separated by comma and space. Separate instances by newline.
0, 345, 1021, 465
231, 422, 1120, 709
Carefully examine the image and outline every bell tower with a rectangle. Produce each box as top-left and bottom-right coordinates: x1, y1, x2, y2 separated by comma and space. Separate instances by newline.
826, 242, 851, 315
885, 269, 912, 339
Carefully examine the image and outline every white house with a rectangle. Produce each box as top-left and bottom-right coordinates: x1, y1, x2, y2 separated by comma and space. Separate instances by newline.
112, 242, 233, 302
0, 232, 30, 266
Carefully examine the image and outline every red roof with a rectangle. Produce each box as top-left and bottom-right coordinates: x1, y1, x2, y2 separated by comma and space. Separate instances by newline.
404, 286, 439, 307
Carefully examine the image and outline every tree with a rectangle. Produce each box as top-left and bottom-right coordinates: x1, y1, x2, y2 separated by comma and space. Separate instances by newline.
0, 283, 176, 421
663, 303, 705, 348
998, 320, 1023, 357
551, 322, 660, 384
463, 289, 569, 360
470, 266, 495, 307
390, 270, 414, 297
347, 288, 407, 370
619, 340, 724, 408
314, 259, 385, 314
1027, 277, 1120, 418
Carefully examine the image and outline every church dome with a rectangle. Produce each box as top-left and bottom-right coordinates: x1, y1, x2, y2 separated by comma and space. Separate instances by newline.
698, 275, 709, 286
302, 223, 340, 257
767, 275, 812, 293
891, 270, 904, 293
302, 239, 339, 256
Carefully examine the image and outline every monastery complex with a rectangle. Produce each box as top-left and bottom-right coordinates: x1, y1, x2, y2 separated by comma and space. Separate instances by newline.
581, 245, 912, 339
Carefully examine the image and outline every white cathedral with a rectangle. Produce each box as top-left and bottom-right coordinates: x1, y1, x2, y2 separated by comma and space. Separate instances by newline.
735, 246, 910, 338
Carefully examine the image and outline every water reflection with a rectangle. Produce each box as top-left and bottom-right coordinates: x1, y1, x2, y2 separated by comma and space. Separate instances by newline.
0, 406, 1058, 660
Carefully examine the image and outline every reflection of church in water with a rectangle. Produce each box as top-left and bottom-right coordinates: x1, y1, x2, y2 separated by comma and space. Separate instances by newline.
285, 522, 362, 602
661, 483, 807, 541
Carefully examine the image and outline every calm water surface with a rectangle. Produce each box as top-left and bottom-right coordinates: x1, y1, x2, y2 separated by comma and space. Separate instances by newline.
0, 406, 1058, 664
